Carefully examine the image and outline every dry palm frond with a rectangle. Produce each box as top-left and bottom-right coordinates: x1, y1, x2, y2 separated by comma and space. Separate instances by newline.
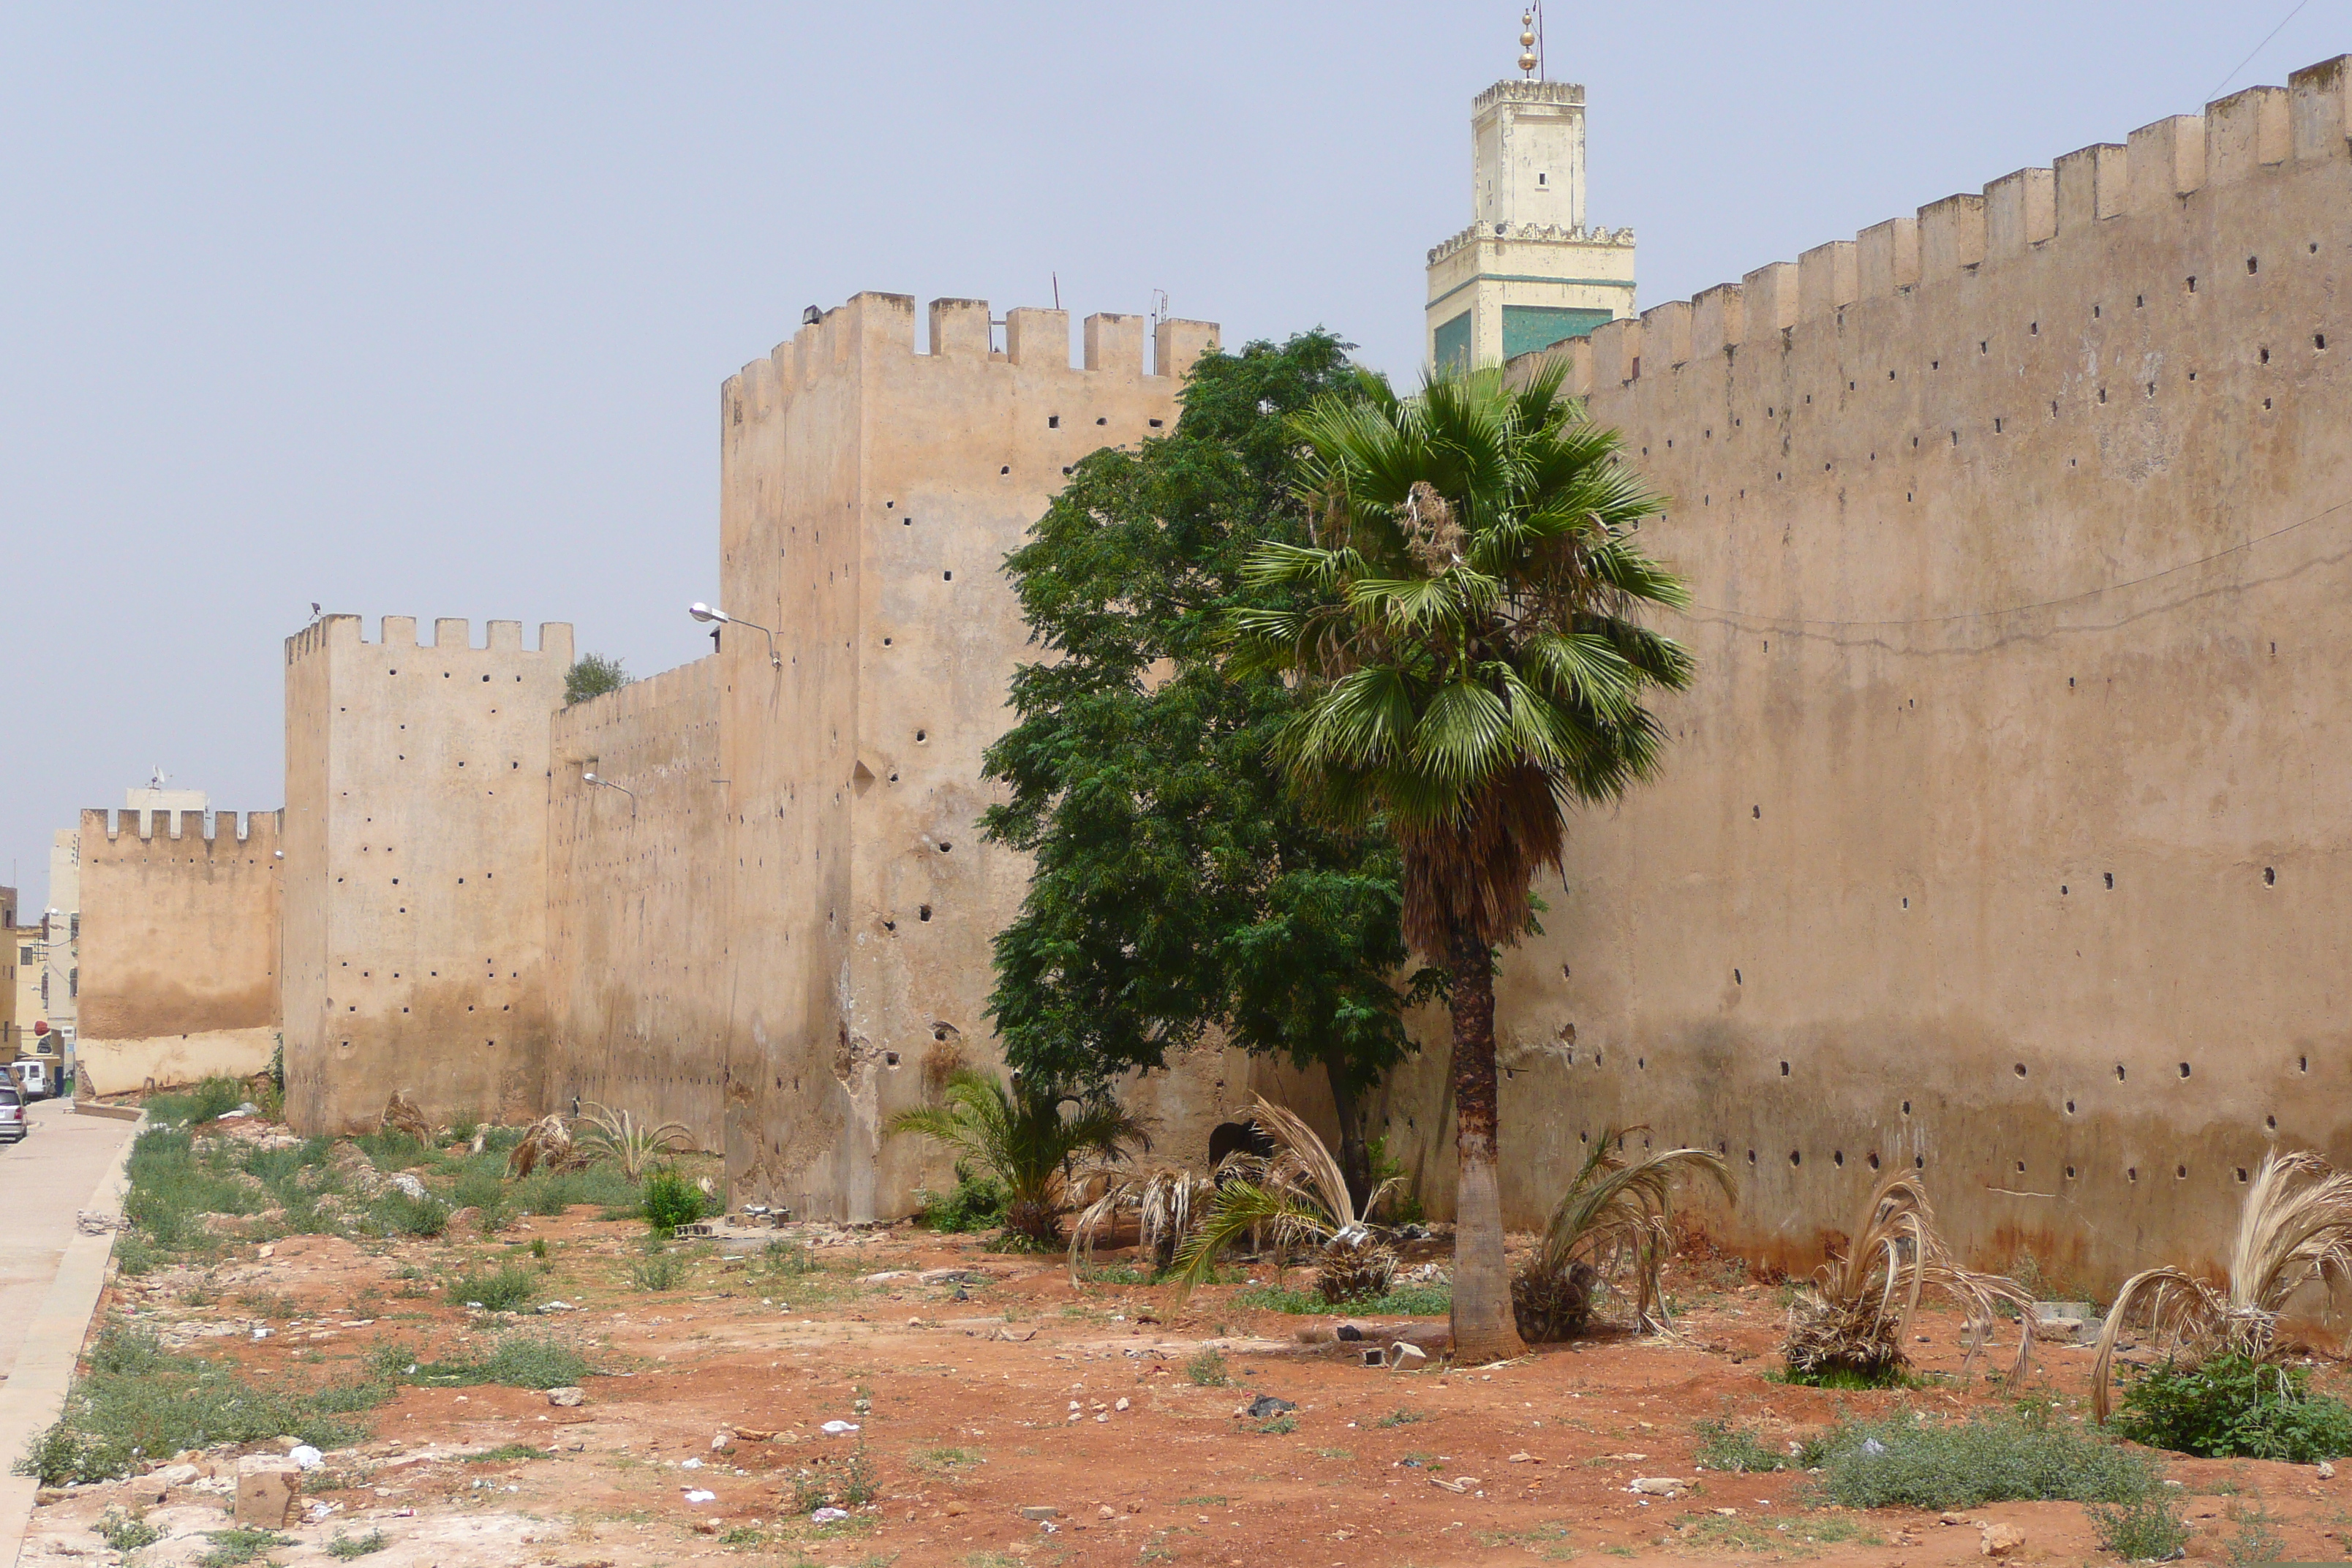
1066, 1166, 1215, 1284
575, 1101, 692, 1180
508, 1113, 574, 1179
380, 1090, 435, 1145
1782, 1170, 2035, 1385
1170, 1097, 1402, 1303
1514, 1127, 1734, 1341
2091, 1147, 2352, 1422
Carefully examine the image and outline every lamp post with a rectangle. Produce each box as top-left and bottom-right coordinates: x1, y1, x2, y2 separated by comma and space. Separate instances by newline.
688, 602, 780, 668
582, 772, 637, 816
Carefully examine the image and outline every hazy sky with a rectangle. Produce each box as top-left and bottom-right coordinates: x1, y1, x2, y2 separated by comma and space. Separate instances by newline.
2, 1, 2342, 908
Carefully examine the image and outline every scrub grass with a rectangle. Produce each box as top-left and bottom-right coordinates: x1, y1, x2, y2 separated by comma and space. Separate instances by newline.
13, 1327, 389, 1485
1810, 1403, 2160, 1511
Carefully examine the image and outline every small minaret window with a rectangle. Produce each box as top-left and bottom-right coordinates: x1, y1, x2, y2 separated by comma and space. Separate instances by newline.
1537, 172, 1547, 186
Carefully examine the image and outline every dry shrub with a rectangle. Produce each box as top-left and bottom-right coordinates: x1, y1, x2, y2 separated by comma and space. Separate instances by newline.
1066, 1166, 1215, 1281
378, 1092, 434, 1146
1171, 1098, 1401, 1305
1513, 1127, 1733, 1341
574, 1103, 691, 1181
1782, 1170, 2035, 1384
506, 1115, 575, 1180
2091, 1147, 2352, 1422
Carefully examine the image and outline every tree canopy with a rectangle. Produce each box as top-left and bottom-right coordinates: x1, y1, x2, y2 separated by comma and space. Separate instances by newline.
980, 331, 1434, 1194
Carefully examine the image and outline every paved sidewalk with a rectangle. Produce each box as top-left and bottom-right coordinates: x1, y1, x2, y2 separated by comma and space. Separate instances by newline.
0, 1100, 139, 1566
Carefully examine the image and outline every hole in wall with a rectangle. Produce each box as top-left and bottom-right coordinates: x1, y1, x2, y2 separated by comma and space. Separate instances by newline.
1913, 1154, 1924, 1169
2176, 1164, 2188, 1179
943, 570, 953, 581
1866, 1153, 1880, 1169
2016, 1161, 2026, 1173
2128, 1166, 2138, 1182
1746, 1150, 1757, 1164
2264, 866, 2277, 886
2236, 1166, 2250, 1182
2179, 1062, 2191, 1078
1000, 465, 1010, 475
1901, 1100, 1910, 1115
1047, 415, 1060, 428
2267, 1115, 2277, 1131
1148, 418, 1163, 429
1751, 804, 1760, 819
2104, 872, 2114, 889
885, 1051, 901, 1068
1095, 416, 1107, 426
2066, 1099, 2076, 1115
938, 841, 952, 853
1789, 1150, 1801, 1166
2116, 1065, 2127, 1081
1779, 1060, 1789, 1077
1832, 1150, 1844, 1166
919, 905, 932, 921
2065, 1164, 2077, 1180
2013, 1063, 2027, 1077
916, 730, 927, 742
1735, 969, 1744, 986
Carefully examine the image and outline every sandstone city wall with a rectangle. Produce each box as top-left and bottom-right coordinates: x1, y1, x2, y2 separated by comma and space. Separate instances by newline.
708, 294, 1254, 1218
75, 807, 282, 1096
280, 614, 572, 1131
1354, 60, 2352, 1286
544, 654, 728, 1142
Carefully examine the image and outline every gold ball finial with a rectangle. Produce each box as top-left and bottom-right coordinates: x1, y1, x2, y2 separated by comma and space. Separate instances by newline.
1519, 9, 1539, 77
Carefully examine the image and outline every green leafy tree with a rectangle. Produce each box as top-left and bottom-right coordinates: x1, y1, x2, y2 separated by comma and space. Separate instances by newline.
564, 653, 631, 706
884, 1068, 1150, 1248
981, 332, 1436, 1203
1229, 363, 1694, 1360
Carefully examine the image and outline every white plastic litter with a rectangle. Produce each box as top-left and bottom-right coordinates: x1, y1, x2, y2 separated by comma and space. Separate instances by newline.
683, 1488, 717, 1504
681, 1457, 704, 1469
289, 1445, 324, 1470
810, 1506, 850, 1523
820, 1420, 860, 1435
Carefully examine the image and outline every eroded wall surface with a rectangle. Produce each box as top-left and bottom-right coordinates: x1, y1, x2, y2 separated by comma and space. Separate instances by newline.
544, 655, 727, 1142
282, 614, 572, 1131
76, 807, 282, 1095
714, 295, 1240, 1217
1367, 62, 2352, 1288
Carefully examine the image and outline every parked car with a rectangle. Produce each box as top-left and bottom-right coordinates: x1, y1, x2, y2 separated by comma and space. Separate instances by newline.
10, 1058, 50, 1101
0, 1081, 23, 1143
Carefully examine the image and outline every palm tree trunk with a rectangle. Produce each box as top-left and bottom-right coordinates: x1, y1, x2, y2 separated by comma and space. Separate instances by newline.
1326, 1066, 1372, 1216
1446, 919, 1526, 1361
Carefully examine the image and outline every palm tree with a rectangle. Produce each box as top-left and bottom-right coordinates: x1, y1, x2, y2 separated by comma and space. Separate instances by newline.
1229, 363, 1695, 1360
886, 1068, 1152, 1248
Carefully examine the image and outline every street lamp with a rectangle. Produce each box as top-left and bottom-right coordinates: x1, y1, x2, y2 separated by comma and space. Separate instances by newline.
689, 602, 780, 668
582, 771, 637, 815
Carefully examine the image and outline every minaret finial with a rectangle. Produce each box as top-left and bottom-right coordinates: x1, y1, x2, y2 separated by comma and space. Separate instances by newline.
1518, 7, 1539, 78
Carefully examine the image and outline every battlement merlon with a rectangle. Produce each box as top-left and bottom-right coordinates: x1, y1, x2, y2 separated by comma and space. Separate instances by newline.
83, 806, 284, 849
1427, 222, 1637, 268
1472, 79, 1586, 113
284, 614, 572, 665
1517, 54, 2352, 392
722, 292, 1224, 415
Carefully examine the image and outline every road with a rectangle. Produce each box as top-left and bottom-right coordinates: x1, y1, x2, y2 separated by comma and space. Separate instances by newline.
0, 1100, 136, 1384
0, 1098, 138, 1565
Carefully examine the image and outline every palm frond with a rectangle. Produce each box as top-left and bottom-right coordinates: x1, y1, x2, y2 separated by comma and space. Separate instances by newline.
2089, 1147, 2352, 1422
1782, 1170, 2035, 1385
1515, 1129, 1734, 1339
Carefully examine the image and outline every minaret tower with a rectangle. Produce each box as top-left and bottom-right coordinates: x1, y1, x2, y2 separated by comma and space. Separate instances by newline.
1425, 7, 1637, 369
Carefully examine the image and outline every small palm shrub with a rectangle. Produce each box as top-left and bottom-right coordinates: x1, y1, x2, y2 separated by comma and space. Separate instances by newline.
2092, 1147, 2352, 1423
1513, 1127, 1733, 1341
1171, 1098, 1401, 1304
886, 1068, 1150, 1248
2111, 1353, 2352, 1461
1782, 1171, 2035, 1386
1067, 1166, 1213, 1281
575, 1103, 692, 1180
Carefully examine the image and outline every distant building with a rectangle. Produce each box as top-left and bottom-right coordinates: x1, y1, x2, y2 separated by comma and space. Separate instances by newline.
42, 829, 78, 1055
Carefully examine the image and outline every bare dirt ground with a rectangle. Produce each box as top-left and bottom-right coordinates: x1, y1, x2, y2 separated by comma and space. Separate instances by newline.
20, 1124, 2352, 1568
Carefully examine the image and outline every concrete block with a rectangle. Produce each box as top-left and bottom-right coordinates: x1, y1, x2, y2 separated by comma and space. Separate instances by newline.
235, 1455, 299, 1527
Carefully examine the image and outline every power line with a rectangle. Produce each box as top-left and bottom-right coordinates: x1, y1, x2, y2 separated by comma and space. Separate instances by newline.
1677, 491, 2352, 631
2208, 0, 2317, 102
